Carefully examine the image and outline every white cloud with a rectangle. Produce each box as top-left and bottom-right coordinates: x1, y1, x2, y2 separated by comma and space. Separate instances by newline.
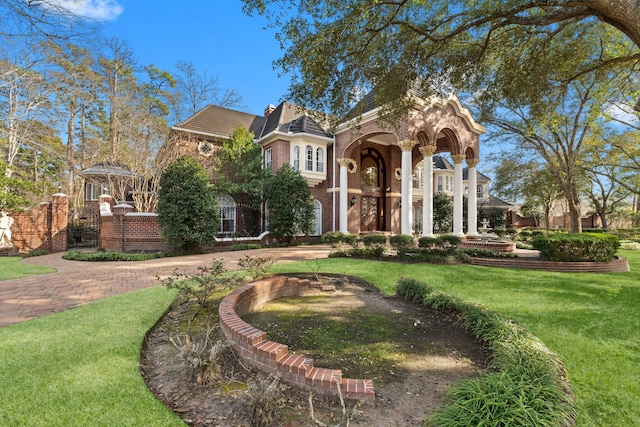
605, 102, 640, 126
46, 0, 123, 21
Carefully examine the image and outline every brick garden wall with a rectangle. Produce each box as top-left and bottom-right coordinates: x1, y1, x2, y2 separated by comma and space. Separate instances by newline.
100, 202, 167, 252
4, 194, 68, 254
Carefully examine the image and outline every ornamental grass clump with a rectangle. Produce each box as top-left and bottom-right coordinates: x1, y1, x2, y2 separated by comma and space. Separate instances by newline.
395, 277, 576, 427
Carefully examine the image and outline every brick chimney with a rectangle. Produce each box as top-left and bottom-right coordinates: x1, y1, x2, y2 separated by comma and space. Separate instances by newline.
264, 104, 276, 117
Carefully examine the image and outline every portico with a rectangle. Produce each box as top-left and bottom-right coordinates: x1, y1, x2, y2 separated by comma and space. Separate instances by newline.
334, 94, 486, 237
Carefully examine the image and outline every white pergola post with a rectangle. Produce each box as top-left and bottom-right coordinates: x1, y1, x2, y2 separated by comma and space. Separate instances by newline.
452, 154, 465, 237
399, 140, 416, 235
419, 145, 436, 237
337, 158, 350, 233
467, 158, 479, 236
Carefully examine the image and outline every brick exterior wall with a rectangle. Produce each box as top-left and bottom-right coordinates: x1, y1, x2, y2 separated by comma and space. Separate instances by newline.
4, 194, 69, 254
219, 276, 375, 401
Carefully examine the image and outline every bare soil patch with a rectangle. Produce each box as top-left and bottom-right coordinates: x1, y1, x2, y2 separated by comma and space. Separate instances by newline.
141, 274, 488, 426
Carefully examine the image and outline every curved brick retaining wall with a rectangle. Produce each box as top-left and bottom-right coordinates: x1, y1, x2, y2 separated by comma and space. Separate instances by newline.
470, 256, 629, 273
219, 276, 375, 401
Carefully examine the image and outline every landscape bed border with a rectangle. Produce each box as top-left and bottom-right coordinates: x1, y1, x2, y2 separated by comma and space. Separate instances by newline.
218, 275, 375, 401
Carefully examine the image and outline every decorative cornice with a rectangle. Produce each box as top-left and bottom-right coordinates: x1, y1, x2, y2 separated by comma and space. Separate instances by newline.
425, 94, 486, 135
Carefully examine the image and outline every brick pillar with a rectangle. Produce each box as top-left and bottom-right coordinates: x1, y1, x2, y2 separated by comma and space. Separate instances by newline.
113, 203, 134, 252
50, 193, 69, 252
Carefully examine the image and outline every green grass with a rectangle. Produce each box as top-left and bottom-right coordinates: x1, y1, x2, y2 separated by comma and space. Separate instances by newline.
1, 251, 638, 426
0, 286, 183, 427
271, 251, 640, 427
0, 256, 56, 281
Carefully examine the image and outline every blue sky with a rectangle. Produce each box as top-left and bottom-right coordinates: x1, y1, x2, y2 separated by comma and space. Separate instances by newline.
88, 0, 290, 116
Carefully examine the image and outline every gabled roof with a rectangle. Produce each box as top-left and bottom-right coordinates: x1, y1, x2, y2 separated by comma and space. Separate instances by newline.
172, 102, 332, 141
479, 195, 514, 208
172, 105, 267, 139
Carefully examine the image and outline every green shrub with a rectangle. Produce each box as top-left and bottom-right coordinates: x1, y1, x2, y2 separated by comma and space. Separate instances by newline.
461, 248, 518, 259
435, 234, 462, 246
396, 277, 434, 303
321, 231, 345, 248
342, 233, 362, 248
229, 243, 263, 251
389, 234, 415, 250
62, 250, 165, 262
418, 236, 438, 248
158, 156, 220, 253
363, 234, 387, 247
327, 246, 386, 259
532, 233, 619, 262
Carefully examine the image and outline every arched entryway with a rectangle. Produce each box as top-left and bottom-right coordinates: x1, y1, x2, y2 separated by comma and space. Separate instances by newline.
360, 147, 386, 232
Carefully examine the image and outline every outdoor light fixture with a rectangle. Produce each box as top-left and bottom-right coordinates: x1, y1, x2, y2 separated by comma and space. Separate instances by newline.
350, 195, 357, 206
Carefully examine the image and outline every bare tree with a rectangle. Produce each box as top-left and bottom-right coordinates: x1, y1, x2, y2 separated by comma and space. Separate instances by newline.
171, 60, 243, 123
0, 38, 53, 178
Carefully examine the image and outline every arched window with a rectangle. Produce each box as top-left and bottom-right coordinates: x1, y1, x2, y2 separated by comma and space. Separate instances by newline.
362, 156, 379, 187
217, 194, 236, 234
293, 145, 300, 170
313, 199, 322, 235
437, 176, 443, 192
446, 176, 453, 192
316, 147, 324, 172
305, 145, 313, 171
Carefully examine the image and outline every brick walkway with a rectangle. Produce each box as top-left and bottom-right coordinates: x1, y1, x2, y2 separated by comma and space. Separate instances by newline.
0, 245, 333, 327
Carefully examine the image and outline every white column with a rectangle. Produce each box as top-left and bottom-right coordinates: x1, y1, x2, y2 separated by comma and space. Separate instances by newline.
337, 158, 351, 233
452, 154, 465, 237
419, 145, 436, 237
399, 139, 416, 235
467, 158, 479, 236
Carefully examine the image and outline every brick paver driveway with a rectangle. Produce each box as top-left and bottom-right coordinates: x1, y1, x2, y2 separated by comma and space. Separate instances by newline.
0, 245, 332, 327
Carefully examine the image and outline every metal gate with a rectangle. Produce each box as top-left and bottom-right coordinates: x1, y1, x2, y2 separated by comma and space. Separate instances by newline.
67, 208, 100, 249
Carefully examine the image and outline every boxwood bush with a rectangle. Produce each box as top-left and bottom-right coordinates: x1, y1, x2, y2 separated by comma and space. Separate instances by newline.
363, 234, 387, 247
321, 231, 345, 247
389, 234, 415, 251
436, 234, 462, 246
418, 236, 438, 248
532, 233, 619, 262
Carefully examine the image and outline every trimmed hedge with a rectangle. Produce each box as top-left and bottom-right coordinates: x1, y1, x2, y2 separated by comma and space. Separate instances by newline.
363, 234, 387, 247
532, 233, 619, 262
389, 234, 415, 250
321, 231, 361, 248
